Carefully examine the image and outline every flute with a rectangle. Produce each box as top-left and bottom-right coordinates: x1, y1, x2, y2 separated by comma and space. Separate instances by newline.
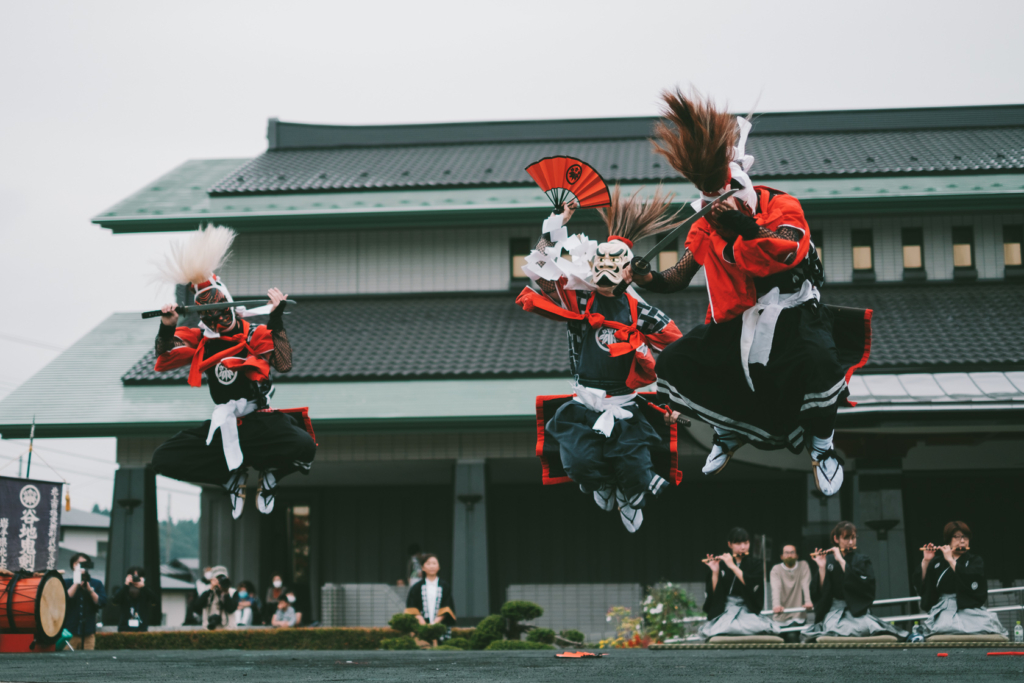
701, 552, 749, 564
919, 545, 970, 552
810, 546, 856, 558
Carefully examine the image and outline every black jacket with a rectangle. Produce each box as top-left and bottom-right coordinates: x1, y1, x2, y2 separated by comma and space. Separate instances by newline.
703, 555, 765, 618
814, 551, 875, 621
405, 578, 457, 625
918, 551, 987, 611
112, 585, 159, 632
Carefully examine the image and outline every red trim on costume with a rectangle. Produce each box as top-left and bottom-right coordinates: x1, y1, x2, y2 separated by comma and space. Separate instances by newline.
536, 395, 572, 485
842, 309, 874, 408
154, 320, 274, 387
608, 235, 633, 248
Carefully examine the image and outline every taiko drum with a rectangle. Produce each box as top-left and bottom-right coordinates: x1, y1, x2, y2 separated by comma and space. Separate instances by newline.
0, 570, 66, 645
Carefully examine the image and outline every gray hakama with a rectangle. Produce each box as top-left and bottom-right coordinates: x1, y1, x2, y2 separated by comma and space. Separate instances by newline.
698, 596, 780, 641
920, 594, 1007, 638
802, 599, 906, 641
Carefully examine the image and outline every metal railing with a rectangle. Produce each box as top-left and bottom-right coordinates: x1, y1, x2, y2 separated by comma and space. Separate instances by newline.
679, 585, 1024, 630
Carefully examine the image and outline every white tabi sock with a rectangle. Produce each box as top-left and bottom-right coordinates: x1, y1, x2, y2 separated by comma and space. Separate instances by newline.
713, 427, 744, 452
810, 431, 834, 459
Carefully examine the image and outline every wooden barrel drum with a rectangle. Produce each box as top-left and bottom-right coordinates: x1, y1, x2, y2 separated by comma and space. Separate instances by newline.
0, 571, 66, 645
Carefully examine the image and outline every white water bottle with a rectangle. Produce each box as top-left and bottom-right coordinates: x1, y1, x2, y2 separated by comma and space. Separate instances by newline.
1015, 621, 1023, 643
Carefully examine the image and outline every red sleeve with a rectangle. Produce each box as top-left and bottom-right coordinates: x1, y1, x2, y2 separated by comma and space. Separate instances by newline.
732, 192, 810, 278
645, 320, 682, 351
153, 327, 202, 372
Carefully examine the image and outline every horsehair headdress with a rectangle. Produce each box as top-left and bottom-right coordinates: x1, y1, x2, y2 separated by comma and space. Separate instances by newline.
597, 184, 685, 247
651, 88, 739, 196
155, 224, 236, 287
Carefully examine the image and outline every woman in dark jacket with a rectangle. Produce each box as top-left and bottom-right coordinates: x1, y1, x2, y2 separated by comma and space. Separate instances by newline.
697, 527, 779, 641
112, 566, 159, 632
918, 521, 1007, 639
404, 554, 456, 626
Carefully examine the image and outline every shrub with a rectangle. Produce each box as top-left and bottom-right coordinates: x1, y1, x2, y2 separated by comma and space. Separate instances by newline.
417, 623, 448, 642
96, 628, 403, 651
485, 640, 555, 651
380, 635, 419, 650
432, 645, 464, 651
389, 613, 419, 634
641, 582, 703, 642
526, 628, 555, 644
470, 614, 505, 650
559, 629, 585, 644
500, 600, 544, 640
445, 637, 471, 650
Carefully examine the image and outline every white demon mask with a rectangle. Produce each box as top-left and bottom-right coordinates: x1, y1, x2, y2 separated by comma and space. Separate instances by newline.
592, 237, 634, 287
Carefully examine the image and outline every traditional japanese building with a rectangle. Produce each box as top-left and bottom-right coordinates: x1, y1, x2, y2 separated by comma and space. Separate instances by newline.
1, 104, 1022, 632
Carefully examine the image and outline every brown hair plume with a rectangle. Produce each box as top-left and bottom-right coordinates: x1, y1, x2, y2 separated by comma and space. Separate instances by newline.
651, 88, 738, 194
597, 185, 685, 244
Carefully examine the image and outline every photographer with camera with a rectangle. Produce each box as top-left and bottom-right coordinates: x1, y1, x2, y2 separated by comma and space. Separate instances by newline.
112, 566, 159, 632
193, 571, 238, 630
63, 553, 107, 650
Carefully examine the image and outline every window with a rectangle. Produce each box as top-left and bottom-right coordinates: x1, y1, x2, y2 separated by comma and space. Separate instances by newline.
1005, 225, 1023, 266
901, 228, 925, 280
510, 238, 532, 280
811, 230, 824, 266
657, 251, 678, 271
851, 229, 874, 281
952, 226, 977, 280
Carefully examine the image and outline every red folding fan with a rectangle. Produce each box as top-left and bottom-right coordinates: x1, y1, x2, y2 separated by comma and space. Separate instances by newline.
525, 156, 611, 213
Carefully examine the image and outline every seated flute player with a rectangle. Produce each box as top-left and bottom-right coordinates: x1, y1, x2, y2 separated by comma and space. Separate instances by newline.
516, 187, 684, 532
917, 521, 1008, 640
803, 521, 907, 641
698, 527, 780, 641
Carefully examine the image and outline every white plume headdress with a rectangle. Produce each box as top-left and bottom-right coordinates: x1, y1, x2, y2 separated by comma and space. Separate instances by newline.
156, 224, 236, 288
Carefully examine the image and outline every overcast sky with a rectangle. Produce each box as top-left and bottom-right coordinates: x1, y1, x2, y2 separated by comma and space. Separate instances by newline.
1, 0, 1022, 521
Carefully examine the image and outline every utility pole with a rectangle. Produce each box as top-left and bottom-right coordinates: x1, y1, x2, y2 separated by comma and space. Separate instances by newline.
165, 494, 173, 564
25, 417, 35, 479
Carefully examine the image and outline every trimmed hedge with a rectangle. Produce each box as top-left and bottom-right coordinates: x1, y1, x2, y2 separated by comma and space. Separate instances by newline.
445, 637, 471, 650
96, 628, 405, 651
381, 635, 418, 650
526, 628, 555, 644
470, 615, 505, 650
485, 640, 555, 651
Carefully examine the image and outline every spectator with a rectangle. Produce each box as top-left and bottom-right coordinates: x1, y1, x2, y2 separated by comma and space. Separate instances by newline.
406, 554, 456, 626
63, 553, 107, 650
770, 544, 814, 638
235, 581, 263, 626
193, 571, 238, 630
271, 598, 296, 628
285, 589, 303, 626
263, 574, 288, 623
112, 566, 158, 632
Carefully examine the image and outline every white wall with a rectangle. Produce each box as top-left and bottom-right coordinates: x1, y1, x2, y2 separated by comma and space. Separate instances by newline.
161, 590, 189, 627
61, 527, 108, 557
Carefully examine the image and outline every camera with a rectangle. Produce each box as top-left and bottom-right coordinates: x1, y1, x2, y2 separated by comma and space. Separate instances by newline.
207, 614, 222, 630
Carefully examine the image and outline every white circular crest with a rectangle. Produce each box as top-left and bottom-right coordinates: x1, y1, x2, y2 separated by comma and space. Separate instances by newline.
20, 484, 41, 509
215, 363, 238, 385
971, 582, 979, 591
595, 327, 619, 353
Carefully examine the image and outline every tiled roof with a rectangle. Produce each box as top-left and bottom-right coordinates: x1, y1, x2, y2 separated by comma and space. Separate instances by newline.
208, 106, 1024, 195
121, 282, 1024, 385
209, 129, 1024, 196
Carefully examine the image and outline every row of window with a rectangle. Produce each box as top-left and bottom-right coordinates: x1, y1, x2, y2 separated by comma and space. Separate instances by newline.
510, 227, 1024, 282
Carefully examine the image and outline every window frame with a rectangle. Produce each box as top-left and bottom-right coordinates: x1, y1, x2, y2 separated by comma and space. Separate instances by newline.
901, 227, 926, 281
850, 229, 875, 282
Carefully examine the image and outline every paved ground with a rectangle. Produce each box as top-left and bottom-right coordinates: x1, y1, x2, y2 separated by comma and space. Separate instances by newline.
1, 648, 1023, 683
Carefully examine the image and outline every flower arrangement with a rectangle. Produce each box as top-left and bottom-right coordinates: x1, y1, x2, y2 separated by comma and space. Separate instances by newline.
641, 582, 703, 641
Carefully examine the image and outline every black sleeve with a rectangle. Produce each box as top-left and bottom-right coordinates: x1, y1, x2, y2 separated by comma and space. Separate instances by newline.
439, 580, 457, 626
406, 581, 423, 614
702, 568, 726, 619
739, 557, 766, 614
716, 210, 760, 240
843, 554, 876, 617
223, 592, 239, 614
952, 553, 987, 609
636, 249, 701, 293
155, 322, 177, 356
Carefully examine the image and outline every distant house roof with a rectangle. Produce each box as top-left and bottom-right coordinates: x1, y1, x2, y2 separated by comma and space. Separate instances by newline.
120, 281, 1024, 385
61, 508, 111, 529
211, 106, 1024, 196
92, 105, 1024, 232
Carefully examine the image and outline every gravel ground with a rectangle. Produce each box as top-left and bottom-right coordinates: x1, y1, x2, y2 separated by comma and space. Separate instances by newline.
2, 647, 1023, 683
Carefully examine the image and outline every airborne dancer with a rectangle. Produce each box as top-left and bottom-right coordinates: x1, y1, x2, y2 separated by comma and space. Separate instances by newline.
517, 187, 683, 532
631, 90, 872, 496
150, 225, 316, 518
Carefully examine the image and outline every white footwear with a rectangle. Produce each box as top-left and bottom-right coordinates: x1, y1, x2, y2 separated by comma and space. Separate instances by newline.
615, 489, 643, 533
593, 487, 615, 512
811, 449, 845, 497
224, 471, 246, 519
257, 471, 277, 514
702, 433, 744, 475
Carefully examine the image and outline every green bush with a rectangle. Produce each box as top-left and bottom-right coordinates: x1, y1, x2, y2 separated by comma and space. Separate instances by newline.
445, 637, 471, 650
432, 645, 464, 651
470, 614, 505, 650
559, 629, 585, 644
96, 628, 403, 651
417, 623, 448, 642
485, 640, 555, 651
500, 600, 543, 623
526, 628, 555, 644
381, 635, 419, 650
389, 613, 420, 634
641, 581, 703, 641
